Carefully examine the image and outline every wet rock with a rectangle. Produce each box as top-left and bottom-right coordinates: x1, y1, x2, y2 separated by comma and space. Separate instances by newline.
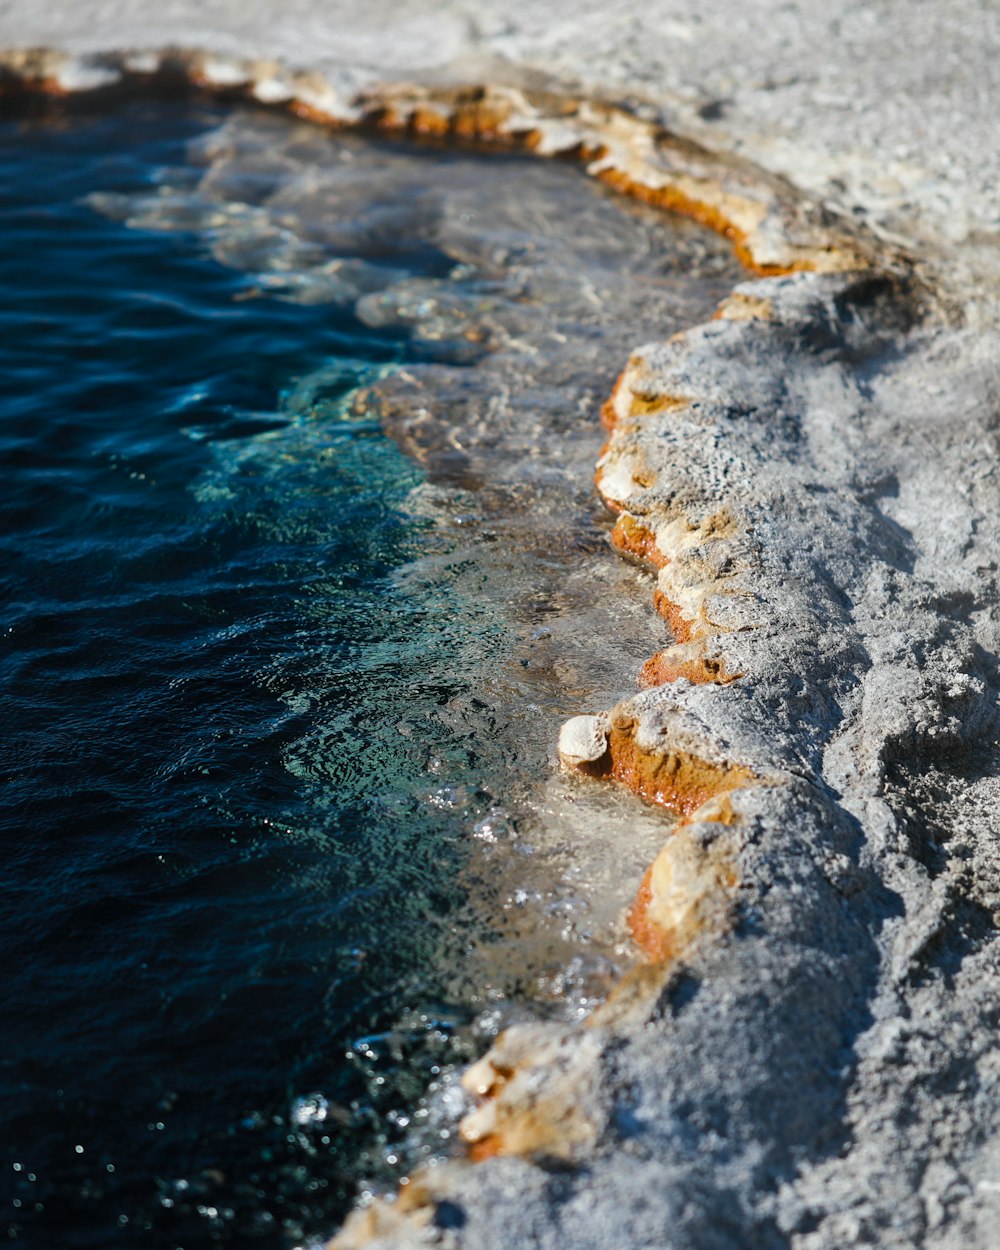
556, 714, 609, 767
459, 1022, 605, 1162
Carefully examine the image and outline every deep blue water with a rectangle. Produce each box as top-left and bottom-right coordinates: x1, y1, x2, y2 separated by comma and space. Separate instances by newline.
0, 103, 515, 1249
0, 96, 743, 1250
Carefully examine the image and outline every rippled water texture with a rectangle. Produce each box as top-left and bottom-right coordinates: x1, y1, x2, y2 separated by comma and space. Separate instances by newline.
0, 100, 742, 1247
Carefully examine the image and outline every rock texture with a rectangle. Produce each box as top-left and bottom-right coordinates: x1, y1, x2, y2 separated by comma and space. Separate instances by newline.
334, 265, 1000, 1250
2, 6, 1000, 1248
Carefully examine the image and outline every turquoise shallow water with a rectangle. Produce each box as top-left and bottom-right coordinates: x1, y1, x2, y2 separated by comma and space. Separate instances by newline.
0, 99, 742, 1248
0, 102, 503, 1248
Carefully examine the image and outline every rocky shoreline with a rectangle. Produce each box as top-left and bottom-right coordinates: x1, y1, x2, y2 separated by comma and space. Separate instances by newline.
4, 12, 999, 1248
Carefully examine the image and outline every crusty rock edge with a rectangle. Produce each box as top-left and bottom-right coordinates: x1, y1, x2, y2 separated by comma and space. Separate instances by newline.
0, 44, 919, 280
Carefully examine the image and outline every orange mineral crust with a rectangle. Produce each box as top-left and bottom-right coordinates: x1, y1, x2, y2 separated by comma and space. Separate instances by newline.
600, 371, 627, 431
610, 513, 669, 568
591, 164, 842, 277
653, 588, 696, 643
596, 166, 750, 256
627, 808, 740, 962
638, 645, 739, 687
458, 1024, 604, 1163
605, 723, 751, 816
573, 710, 753, 818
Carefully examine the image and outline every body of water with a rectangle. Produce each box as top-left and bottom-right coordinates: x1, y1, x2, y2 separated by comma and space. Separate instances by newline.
0, 99, 741, 1248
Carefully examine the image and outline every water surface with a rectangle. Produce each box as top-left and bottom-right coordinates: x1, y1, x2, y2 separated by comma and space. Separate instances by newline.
0, 100, 742, 1247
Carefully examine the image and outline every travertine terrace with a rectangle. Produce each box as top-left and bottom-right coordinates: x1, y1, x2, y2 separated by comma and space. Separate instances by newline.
3, 4, 1000, 1248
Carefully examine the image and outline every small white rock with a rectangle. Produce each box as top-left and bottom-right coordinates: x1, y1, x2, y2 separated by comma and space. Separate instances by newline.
558, 714, 610, 767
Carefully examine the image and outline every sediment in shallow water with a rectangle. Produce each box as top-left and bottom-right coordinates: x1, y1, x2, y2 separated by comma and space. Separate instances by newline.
0, 95, 748, 1247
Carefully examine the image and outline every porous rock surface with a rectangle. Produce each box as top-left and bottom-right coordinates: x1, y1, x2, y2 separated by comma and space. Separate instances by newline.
3, 4, 1000, 1248
337, 269, 1000, 1250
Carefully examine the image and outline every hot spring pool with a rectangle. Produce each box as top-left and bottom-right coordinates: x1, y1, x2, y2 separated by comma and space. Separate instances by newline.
0, 98, 741, 1247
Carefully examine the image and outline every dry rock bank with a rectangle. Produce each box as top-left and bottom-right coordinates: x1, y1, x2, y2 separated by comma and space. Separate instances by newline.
2, 3, 1000, 1248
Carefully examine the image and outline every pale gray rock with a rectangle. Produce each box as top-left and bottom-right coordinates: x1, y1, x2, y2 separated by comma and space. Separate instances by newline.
558, 716, 610, 767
